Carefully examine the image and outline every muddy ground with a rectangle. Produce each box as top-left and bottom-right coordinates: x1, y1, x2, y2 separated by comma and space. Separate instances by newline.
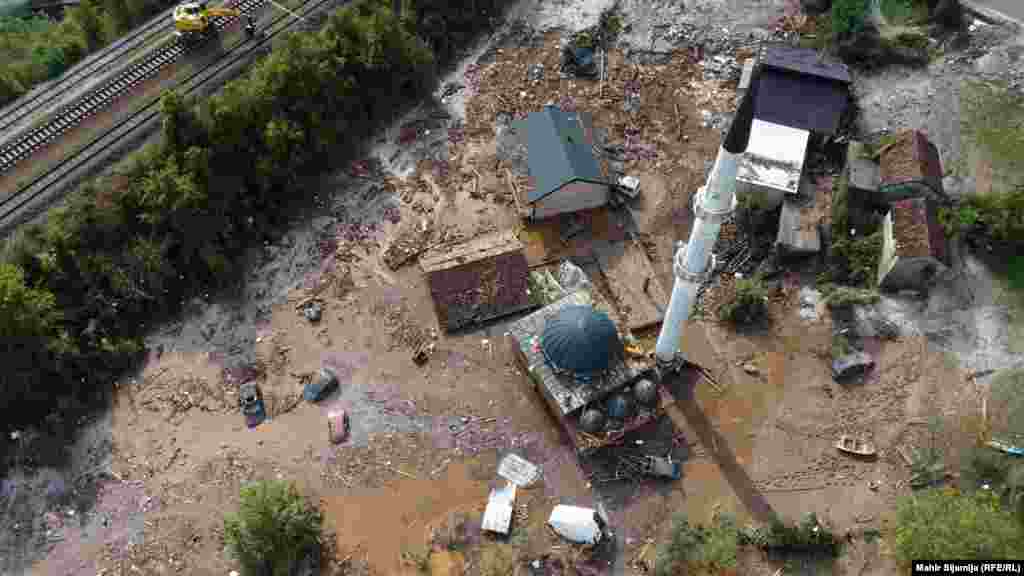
4, 1, 1024, 575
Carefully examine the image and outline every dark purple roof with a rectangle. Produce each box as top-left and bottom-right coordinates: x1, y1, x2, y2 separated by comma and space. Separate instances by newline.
760, 43, 852, 83
425, 250, 535, 333
755, 69, 850, 134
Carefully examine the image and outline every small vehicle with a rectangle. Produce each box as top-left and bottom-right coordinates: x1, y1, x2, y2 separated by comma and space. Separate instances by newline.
173, 1, 241, 40
303, 367, 339, 403
240, 381, 266, 428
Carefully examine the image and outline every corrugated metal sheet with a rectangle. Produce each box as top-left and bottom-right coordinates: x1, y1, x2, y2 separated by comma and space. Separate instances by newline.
760, 43, 852, 83
736, 119, 809, 196
518, 107, 605, 203
755, 69, 850, 135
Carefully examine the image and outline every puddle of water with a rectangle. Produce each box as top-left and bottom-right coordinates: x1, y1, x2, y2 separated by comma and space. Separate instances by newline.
321, 461, 490, 575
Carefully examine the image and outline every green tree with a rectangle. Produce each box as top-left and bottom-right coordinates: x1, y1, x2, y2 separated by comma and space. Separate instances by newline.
65, 0, 104, 50
892, 488, 1024, 563
0, 263, 64, 414
224, 480, 323, 576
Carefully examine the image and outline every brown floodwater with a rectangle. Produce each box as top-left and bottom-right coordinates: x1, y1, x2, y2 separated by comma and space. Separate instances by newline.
321, 461, 490, 575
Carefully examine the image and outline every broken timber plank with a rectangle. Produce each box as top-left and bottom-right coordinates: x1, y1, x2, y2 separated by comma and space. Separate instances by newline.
597, 239, 668, 331
419, 230, 522, 273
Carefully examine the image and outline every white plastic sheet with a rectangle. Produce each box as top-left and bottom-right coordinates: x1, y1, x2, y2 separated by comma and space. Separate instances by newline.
482, 482, 517, 535
497, 453, 541, 487
547, 504, 605, 545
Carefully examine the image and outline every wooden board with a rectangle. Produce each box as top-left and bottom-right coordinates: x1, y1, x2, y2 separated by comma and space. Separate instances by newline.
597, 239, 668, 332
419, 229, 522, 273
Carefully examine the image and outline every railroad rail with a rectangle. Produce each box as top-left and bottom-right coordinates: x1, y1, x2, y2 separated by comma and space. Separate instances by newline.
0, 5, 178, 140
0, 0, 336, 231
0, 0, 259, 174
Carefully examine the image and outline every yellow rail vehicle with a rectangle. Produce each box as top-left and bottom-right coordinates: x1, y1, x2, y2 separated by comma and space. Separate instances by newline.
173, 1, 241, 38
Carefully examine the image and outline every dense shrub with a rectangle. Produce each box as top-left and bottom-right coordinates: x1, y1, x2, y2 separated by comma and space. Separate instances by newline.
891, 488, 1024, 563
829, 0, 870, 39
820, 284, 879, 310
655, 513, 738, 576
0, 0, 166, 107
224, 480, 324, 576
0, 0, 512, 432
739, 513, 842, 556
718, 276, 770, 326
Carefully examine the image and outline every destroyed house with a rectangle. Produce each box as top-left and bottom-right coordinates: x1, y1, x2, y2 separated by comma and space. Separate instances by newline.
878, 130, 946, 202
754, 43, 852, 136
514, 106, 610, 221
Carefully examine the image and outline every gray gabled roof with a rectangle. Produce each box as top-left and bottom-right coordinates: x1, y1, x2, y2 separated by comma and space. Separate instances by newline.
516, 106, 605, 203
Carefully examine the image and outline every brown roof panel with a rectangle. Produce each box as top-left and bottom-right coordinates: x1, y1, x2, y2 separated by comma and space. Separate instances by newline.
879, 130, 944, 196
423, 234, 537, 333
891, 197, 946, 262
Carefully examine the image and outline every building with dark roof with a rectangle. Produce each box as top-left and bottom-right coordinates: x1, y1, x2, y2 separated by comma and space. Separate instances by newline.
754, 43, 852, 136
541, 305, 622, 378
513, 106, 609, 221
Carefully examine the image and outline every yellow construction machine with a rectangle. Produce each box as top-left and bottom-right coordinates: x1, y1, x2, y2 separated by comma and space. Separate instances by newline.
173, 1, 241, 39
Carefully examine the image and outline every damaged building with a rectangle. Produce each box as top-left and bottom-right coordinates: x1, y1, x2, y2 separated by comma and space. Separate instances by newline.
877, 196, 951, 292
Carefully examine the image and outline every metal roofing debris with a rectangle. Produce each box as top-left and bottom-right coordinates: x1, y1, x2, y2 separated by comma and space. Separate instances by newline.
541, 305, 622, 375
482, 482, 517, 535
497, 453, 542, 487
759, 42, 852, 83
547, 505, 607, 545
517, 106, 605, 203
737, 119, 809, 195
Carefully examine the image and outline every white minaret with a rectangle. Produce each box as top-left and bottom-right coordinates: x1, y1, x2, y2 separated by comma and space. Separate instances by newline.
655, 77, 758, 363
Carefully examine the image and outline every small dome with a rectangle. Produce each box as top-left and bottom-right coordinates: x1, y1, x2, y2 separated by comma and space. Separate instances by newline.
541, 305, 622, 375
633, 379, 658, 407
580, 409, 606, 434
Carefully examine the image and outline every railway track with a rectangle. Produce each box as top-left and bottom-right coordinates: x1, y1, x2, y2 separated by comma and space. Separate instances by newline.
0, 0, 260, 174
0, 3, 177, 141
0, 0, 335, 231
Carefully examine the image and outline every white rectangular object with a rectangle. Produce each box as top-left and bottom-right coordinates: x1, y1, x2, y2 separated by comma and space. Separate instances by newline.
497, 453, 541, 487
547, 504, 605, 545
482, 482, 517, 535
736, 119, 809, 203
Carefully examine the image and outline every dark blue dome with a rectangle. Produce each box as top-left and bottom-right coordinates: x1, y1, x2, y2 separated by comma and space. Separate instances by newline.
541, 305, 622, 374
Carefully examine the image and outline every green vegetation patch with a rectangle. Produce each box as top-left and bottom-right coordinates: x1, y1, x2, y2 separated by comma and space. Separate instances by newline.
224, 479, 324, 576
891, 488, 1024, 564
718, 276, 770, 326
829, 0, 871, 40
0, 0, 512, 431
880, 0, 930, 26
962, 80, 1024, 188
655, 513, 738, 576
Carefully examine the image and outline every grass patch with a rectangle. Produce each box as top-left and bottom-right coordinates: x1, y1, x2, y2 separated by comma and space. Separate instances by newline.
820, 284, 880, 310
880, 0, 929, 26
962, 80, 1024, 188
654, 512, 738, 576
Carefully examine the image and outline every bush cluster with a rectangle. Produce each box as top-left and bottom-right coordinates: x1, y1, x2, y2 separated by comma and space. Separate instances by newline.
829, 0, 870, 40
718, 276, 770, 326
0, 0, 166, 107
654, 513, 738, 576
739, 513, 842, 556
224, 479, 324, 576
0, 0, 510, 432
891, 488, 1024, 564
